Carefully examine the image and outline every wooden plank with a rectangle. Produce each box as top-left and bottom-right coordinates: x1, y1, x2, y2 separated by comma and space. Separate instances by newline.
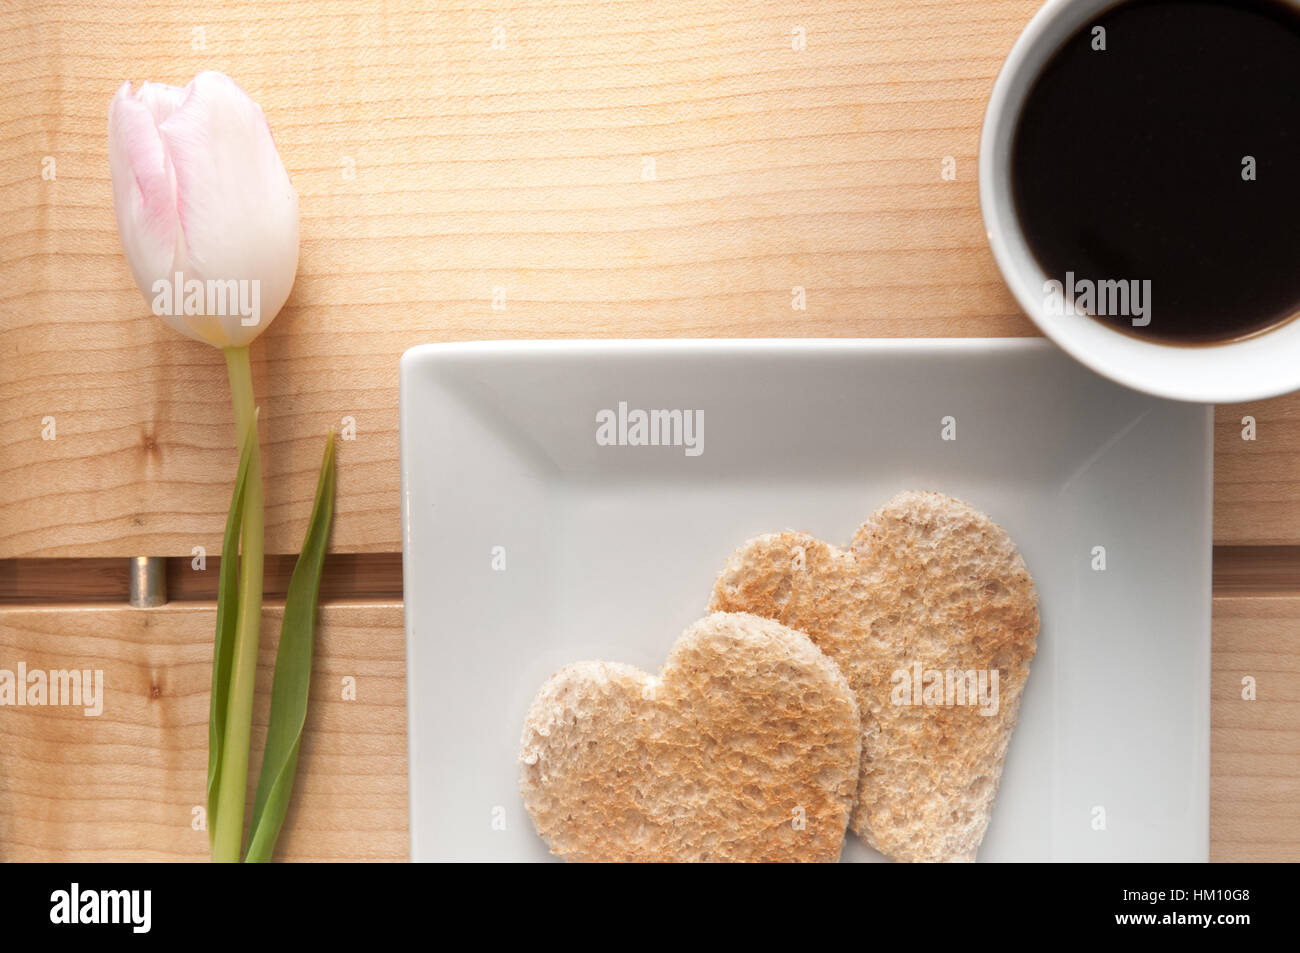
1211, 596, 1300, 862
1, 593, 1295, 861
1215, 398, 1300, 545
1, 0, 1046, 559
0, 602, 406, 861
1, 0, 1293, 554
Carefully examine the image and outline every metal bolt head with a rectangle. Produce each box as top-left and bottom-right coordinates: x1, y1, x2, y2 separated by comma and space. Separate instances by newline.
129, 556, 168, 608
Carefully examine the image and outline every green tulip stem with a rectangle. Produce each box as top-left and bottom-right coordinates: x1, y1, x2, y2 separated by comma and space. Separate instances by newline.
213, 344, 264, 862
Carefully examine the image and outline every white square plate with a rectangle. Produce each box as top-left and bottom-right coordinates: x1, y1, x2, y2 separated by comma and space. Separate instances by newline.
400, 339, 1212, 862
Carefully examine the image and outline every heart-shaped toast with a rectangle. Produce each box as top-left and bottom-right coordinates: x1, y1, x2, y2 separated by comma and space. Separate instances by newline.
519, 612, 862, 862
710, 491, 1039, 862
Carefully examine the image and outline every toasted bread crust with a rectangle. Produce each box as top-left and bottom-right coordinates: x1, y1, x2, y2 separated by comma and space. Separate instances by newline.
710, 491, 1039, 862
519, 612, 862, 862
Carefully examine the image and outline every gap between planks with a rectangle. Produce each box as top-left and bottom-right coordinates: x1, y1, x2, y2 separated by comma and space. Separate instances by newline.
0, 546, 1297, 605
0, 553, 404, 604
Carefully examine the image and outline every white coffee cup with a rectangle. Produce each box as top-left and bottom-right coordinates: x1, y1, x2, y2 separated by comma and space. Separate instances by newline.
979, 0, 1300, 403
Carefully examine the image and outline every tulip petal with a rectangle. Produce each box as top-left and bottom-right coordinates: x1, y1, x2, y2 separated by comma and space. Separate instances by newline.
108, 82, 183, 310
158, 72, 299, 347
136, 80, 188, 126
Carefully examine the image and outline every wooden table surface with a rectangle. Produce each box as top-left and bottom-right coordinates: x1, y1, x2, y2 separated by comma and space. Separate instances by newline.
1, 0, 1296, 861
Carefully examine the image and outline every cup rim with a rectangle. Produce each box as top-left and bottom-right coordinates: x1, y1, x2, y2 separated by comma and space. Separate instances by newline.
979, 0, 1300, 404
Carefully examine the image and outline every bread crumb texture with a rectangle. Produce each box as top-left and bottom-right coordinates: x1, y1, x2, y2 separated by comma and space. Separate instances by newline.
711, 491, 1040, 862
519, 612, 861, 862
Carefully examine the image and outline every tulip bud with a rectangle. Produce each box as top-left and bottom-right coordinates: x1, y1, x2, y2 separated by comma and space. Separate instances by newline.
108, 71, 299, 348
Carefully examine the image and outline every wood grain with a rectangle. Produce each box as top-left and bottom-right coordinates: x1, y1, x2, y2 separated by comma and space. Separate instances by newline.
2, 0, 1295, 554
1216, 398, 1300, 545
4, 0, 1045, 559
2, 0, 1298, 862
0, 601, 406, 861
1, 594, 1294, 862
1211, 596, 1300, 862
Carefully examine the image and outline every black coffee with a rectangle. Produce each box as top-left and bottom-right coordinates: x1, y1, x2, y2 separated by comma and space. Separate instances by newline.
1011, 0, 1300, 343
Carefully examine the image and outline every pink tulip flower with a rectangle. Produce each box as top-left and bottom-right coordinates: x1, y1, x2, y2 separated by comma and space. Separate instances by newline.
108, 71, 298, 347
108, 71, 312, 863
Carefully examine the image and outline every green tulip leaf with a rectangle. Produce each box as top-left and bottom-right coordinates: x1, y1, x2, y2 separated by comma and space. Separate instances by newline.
244, 429, 336, 862
207, 416, 256, 848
